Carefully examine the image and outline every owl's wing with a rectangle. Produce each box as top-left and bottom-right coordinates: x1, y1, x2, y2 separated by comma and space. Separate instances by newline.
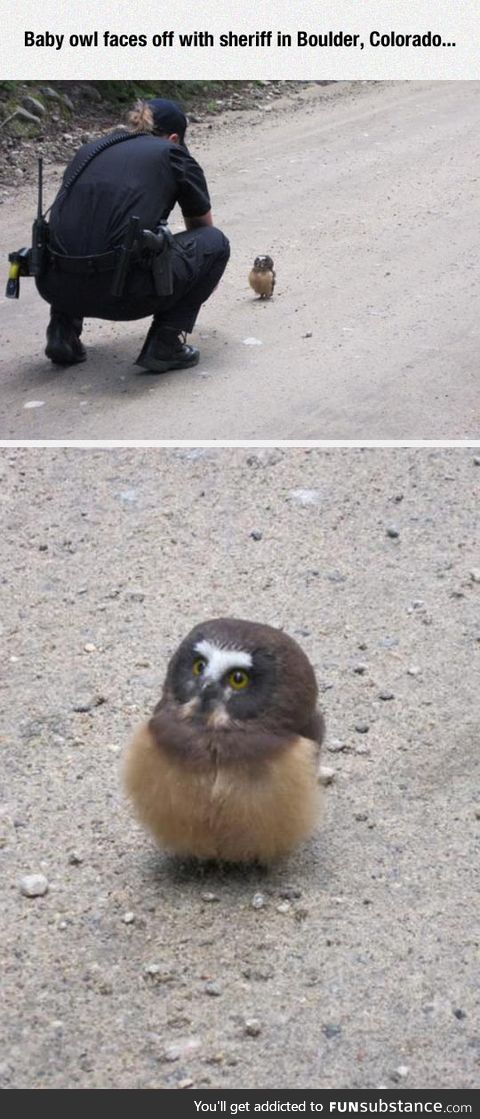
298, 708, 325, 751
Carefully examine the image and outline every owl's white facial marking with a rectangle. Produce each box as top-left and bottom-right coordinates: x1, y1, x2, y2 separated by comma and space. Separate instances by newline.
194, 639, 252, 682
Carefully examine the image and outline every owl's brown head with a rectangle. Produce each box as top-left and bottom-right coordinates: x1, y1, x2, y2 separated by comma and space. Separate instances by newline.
153, 617, 318, 753
253, 255, 274, 272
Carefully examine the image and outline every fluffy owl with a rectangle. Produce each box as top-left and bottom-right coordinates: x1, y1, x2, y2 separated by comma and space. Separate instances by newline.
124, 618, 325, 863
248, 255, 276, 299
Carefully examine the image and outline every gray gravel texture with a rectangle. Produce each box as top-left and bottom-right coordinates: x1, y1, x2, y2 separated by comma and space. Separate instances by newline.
0, 447, 479, 1089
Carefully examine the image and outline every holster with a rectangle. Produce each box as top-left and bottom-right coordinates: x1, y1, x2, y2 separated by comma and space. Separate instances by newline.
141, 223, 174, 298
110, 219, 174, 299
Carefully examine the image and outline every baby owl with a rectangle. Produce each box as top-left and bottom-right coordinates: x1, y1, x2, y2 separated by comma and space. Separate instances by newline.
124, 617, 325, 863
249, 255, 276, 299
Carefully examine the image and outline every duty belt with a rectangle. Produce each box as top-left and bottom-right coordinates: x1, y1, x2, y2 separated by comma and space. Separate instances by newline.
47, 218, 174, 299
48, 248, 122, 275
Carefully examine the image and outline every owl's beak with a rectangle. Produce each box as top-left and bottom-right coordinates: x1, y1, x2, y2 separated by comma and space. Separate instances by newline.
199, 680, 222, 711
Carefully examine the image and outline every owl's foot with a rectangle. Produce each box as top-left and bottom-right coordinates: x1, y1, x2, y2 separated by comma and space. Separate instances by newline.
135, 324, 200, 375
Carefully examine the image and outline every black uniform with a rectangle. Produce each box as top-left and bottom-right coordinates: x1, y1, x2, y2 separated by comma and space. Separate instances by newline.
37, 132, 230, 332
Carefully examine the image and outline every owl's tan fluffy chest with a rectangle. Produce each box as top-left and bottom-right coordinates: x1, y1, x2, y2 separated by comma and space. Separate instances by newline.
124, 726, 321, 863
249, 267, 276, 299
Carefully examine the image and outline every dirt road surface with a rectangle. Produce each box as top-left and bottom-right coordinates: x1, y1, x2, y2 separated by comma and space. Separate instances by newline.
1, 81, 479, 441
1, 447, 479, 1088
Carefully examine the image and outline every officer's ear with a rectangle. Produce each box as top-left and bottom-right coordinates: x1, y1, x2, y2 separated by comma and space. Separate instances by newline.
167, 132, 181, 145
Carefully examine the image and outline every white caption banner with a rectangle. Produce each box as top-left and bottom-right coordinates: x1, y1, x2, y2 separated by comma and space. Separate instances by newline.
1, 0, 479, 79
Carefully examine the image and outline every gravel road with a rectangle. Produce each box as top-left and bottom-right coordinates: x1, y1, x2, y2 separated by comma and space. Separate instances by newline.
1, 80, 479, 440
1, 447, 479, 1089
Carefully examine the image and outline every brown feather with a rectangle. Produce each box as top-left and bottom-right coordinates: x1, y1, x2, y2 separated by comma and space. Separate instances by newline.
249, 269, 275, 299
124, 725, 321, 863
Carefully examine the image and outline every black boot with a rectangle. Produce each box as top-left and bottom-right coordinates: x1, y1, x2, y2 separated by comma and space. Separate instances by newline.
45, 312, 86, 366
135, 323, 199, 374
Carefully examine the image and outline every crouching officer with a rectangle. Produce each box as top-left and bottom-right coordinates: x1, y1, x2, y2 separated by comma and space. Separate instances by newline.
36, 98, 230, 373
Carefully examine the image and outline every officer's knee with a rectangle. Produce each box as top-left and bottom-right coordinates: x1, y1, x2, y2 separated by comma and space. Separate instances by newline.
201, 225, 230, 261
215, 229, 230, 261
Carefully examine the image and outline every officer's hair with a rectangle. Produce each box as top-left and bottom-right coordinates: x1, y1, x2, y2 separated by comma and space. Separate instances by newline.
127, 100, 156, 133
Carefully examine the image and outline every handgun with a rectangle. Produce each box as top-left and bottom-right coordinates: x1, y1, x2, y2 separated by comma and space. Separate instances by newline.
141, 222, 174, 297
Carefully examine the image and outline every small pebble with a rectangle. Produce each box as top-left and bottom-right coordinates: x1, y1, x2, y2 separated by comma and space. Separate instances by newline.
470, 569, 480, 584
354, 744, 371, 756
386, 525, 400, 539
474, 808, 480, 820
318, 765, 335, 786
72, 694, 104, 713
251, 892, 266, 909
454, 1008, 466, 1020
201, 892, 219, 903
327, 738, 348, 753
294, 907, 309, 922
123, 912, 135, 924
395, 1065, 409, 1078
204, 980, 222, 997
355, 721, 370, 734
244, 1018, 262, 1036
379, 690, 395, 701
162, 1037, 200, 1062
67, 851, 83, 865
290, 488, 321, 507
20, 874, 49, 898
407, 666, 421, 676
353, 663, 368, 675
327, 571, 347, 584
276, 901, 291, 914
323, 1023, 342, 1039
84, 643, 97, 653
250, 531, 263, 541
473, 456, 480, 466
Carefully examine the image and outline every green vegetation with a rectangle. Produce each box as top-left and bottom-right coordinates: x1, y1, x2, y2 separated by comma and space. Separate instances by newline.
1, 80, 261, 109
81, 81, 243, 106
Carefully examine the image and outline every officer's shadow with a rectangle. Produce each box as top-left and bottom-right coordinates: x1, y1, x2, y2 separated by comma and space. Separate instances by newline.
15, 329, 212, 401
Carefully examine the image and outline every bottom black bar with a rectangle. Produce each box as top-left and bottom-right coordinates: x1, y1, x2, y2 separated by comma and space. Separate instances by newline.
31, 1089, 478, 1111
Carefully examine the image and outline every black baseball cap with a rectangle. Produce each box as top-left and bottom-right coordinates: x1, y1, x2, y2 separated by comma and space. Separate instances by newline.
146, 98, 188, 145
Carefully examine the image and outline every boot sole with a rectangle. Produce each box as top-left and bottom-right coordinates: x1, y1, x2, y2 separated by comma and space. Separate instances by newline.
135, 351, 200, 374
45, 346, 87, 366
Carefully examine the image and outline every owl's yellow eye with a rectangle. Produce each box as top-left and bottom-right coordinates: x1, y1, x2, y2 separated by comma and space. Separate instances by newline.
228, 669, 250, 691
193, 658, 206, 676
